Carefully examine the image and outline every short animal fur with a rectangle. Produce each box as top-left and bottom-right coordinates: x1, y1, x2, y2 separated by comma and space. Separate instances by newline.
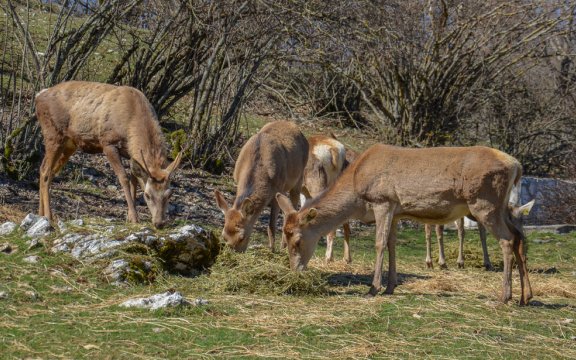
35, 81, 182, 228
214, 120, 308, 251
277, 144, 534, 305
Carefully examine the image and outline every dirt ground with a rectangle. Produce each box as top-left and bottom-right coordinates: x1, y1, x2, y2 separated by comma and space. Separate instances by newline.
0, 151, 236, 230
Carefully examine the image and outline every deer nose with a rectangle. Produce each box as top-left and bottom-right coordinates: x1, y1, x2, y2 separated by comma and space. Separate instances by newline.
153, 220, 166, 229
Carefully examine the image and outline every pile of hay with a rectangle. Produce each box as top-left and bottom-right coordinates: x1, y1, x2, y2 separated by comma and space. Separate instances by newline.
192, 246, 328, 296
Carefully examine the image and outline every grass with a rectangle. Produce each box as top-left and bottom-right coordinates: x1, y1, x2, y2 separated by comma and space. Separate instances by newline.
1, 222, 575, 359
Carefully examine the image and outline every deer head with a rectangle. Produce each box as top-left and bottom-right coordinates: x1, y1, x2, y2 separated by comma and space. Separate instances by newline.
276, 193, 318, 270
214, 189, 256, 252
131, 151, 183, 229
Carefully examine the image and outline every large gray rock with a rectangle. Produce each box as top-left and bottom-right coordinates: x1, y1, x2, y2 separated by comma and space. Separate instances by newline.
119, 291, 190, 310
26, 217, 52, 238
0, 222, 17, 236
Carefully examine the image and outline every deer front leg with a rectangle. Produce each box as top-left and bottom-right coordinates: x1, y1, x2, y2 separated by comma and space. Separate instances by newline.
456, 218, 465, 268
367, 203, 396, 297
425, 224, 433, 269
103, 146, 138, 223
268, 200, 280, 251
39, 142, 71, 221
325, 230, 336, 262
436, 225, 447, 269
479, 224, 493, 271
343, 222, 352, 263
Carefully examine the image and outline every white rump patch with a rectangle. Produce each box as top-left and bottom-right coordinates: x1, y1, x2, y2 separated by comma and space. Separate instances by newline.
312, 140, 346, 182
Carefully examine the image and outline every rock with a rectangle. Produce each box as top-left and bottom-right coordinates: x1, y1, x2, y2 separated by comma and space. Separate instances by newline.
26, 217, 52, 238
107, 185, 118, 192
26, 238, 42, 250
556, 225, 576, 234
119, 291, 190, 310
20, 213, 42, 230
103, 259, 129, 283
193, 298, 209, 306
23, 255, 39, 264
0, 291, 7, 299
0, 222, 17, 236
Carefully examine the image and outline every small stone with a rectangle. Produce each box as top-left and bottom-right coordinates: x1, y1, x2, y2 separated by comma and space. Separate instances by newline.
152, 328, 164, 333
193, 298, 209, 306
26, 217, 52, 238
119, 291, 190, 310
0, 222, 17, 236
0, 291, 7, 299
27, 238, 42, 250
70, 219, 84, 226
23, 255, 39, 264
107, 185, 118, 191
20, 213, 42, 230
560, 319, 574, 324
25, 291, 40, 301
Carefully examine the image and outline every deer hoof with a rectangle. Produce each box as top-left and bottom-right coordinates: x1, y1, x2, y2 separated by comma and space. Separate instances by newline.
485, 264, 495, 272
426, 262, 433, 269
457, 262, 464, 269
440, 263, 448, 270
383, 285, 396, 295
365, 286, 380, 298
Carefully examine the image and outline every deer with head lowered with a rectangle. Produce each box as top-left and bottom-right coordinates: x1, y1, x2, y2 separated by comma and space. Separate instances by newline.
35, 81, 182, 229
214, 120, 308, 252
277, 144, 535, 305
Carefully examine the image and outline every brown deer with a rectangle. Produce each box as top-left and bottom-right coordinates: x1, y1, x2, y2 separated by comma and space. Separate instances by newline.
214, 120, 308, 252
301, 134, 351, 263
277, 144, 535, 305
424, 220, 491, 270
35, 81, 182, 229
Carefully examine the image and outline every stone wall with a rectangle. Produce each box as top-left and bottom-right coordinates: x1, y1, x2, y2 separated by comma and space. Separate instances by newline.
520, 177, 576, 225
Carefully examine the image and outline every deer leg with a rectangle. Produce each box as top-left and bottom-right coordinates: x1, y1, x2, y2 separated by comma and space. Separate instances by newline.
436, 225, 447, 269
456, 218, 465, 268
367, 203, 396, 297
325, 230, 336, 262
38, 142, 67, 220
102, 146, 138, 223
499, 238, 514, 303
479, 224, 493, 271
512, 232, 533, 305
129, 173, 138, 202
425, 224, 433, 269
343, 222, 352, 263
385, 219, 398, 294
268, 200, 280, 251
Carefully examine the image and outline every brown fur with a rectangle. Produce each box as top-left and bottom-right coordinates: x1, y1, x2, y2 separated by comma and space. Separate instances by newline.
35, 81, 182, 228
302, 135, 351, 263
214, 120, 308, 251
277, 144, 534, 305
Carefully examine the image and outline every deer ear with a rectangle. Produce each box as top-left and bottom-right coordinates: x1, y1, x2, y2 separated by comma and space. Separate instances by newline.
300, 208, 317, 226
240, 198, 255, 217
131, 158, 150, 180
165, 151, 183, 177
301, 186, 312, 200
276, 193, 296, 214
511, 199, 535, 218
214, 190, 229, 214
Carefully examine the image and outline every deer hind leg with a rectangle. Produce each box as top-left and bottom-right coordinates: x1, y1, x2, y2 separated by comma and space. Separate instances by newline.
436, 225, 447, 269
478, 224, 493, 271
456, 217, 465, 268
512, 229, 533, 305
472, 209, 518, 304
367, 202, 397, 297
342, 222, 352, 263
39, 140, 74, 220
102, 145, 138, 223
268, 200, 280, 251
425, 224, 433, 268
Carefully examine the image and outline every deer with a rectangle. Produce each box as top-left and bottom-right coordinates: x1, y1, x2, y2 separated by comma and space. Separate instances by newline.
301, 134, 352, 263
424, 220, 491, 270
214, 120, 308, 252
277, 144, 535, 305
35, 81, 182, 229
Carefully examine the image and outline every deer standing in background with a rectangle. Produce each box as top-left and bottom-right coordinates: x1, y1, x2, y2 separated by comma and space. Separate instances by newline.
424, 219, 491, 270
35, 81, 182, 228
214, 120, 308, 252
277, 144, 535, 305
301, 135, 352, 263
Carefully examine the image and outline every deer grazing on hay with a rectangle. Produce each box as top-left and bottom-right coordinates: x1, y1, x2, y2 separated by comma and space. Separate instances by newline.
301, 134, 352, 263
277, 144, 535, 305
214, 120, 308, 252
35, 81, 182, 229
